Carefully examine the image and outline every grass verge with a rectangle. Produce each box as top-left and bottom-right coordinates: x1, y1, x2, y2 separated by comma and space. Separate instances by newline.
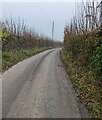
60, 48, 102, 118
2, 47, 52, 71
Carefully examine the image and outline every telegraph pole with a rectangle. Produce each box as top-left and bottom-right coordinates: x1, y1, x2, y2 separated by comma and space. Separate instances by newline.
52, 21, 54, 44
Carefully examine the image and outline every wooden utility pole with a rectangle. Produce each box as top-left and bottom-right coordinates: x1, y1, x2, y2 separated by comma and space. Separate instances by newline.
52, 21, 54, 42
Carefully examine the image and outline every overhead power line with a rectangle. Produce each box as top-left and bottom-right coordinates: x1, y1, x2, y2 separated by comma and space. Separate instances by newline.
33, 2, 62, 41
34, 2, 52, 22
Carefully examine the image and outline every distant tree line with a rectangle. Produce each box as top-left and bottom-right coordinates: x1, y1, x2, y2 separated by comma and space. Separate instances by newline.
0, 17, 62, 51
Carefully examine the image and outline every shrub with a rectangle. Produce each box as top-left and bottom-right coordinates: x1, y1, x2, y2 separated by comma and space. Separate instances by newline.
92, 44, 102, 76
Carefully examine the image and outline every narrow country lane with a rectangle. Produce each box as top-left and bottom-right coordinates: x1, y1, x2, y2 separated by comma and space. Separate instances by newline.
2, 48, 88, 118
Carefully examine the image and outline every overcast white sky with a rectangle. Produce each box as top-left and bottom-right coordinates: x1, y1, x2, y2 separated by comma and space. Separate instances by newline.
1, 2, 77, 41
1, 0, 100, 41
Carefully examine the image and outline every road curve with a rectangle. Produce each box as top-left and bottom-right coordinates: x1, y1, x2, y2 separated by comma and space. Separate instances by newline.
2, 48, 86, 118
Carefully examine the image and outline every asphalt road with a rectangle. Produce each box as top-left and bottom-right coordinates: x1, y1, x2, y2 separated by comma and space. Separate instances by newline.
2, 48, 88, 118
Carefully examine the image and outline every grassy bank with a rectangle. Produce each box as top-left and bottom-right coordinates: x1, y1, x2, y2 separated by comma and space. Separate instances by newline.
60, 48, 102, 118
2, 47, 51, 71
1, 17, 62, 71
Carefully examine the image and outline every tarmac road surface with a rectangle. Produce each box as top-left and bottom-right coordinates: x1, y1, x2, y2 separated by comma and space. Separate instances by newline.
2, 48, 89, 118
